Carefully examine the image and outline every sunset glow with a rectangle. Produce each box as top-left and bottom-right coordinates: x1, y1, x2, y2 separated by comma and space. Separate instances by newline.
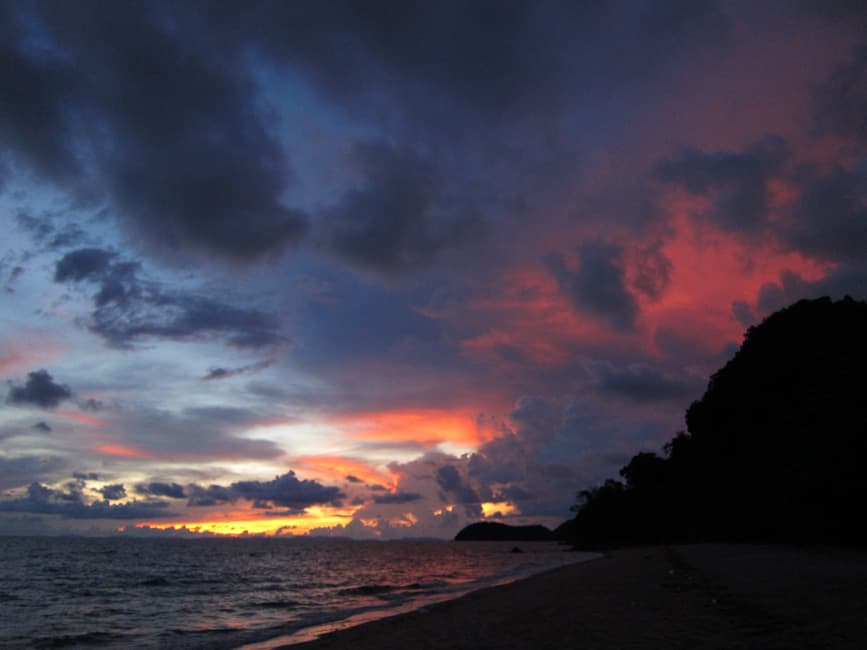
1, 1, 864, 541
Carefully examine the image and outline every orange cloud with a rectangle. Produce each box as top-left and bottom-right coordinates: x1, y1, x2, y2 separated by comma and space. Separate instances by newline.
294, 454, 395, 488
330, 408, 488, 448
461, 267, 634, 368
57, 410, 110, 427
634, 213, 829, 355
95, 443, 159, 460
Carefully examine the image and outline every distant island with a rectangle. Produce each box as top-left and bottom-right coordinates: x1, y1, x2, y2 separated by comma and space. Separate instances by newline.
558, 297, 867, 548
454, 522, 555, 541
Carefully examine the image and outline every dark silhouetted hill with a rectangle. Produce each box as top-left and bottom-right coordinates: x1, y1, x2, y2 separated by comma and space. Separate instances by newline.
455, 522, 555, 541
564, 297, 867, 548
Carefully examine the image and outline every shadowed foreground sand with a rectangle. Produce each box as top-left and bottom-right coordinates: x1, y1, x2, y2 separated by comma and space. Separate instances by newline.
285, 545, 867, 650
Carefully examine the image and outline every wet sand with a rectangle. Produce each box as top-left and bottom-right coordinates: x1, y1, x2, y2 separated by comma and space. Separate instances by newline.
285, 544, 867, 649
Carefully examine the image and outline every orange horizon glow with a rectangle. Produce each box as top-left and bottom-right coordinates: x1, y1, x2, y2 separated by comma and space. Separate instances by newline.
136, 504, 361, 536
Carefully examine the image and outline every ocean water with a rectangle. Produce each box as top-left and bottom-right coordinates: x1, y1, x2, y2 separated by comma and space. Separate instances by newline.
0, 536, 593, 649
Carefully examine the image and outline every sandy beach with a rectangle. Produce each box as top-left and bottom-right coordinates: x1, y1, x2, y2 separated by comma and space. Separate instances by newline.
283, 545, 867, 649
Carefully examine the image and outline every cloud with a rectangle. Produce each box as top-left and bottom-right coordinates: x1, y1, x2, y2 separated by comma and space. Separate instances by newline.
545, 242, 638, 330
0, 482, 172, 519
372, 491, 422, 504
786, 164, 867, 264
202, 359, 274, 381
53, 249, 288, 350
183, 472, 344, 510
185, 483, 235, 507
32, 421, 52, 433
755, 266, 867, 317
321, 141, 481, 275
97, 484, 126, 501
54, 248, 116, 283
731, 299, 756, 327
231, 472, 344, 509
136, 482, 185, 499
435, 465, 480, 504
654, 135, 789, 235
98, 405, 283, 462
632, 240, 673, 301
2, 2, 306, 263
0, 456, 67, 490
7, 370, 72, 408
813, 44, 867, 144
586, 361, 697, 403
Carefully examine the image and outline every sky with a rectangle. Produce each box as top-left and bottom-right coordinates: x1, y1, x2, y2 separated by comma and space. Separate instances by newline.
1, 0, 866, 538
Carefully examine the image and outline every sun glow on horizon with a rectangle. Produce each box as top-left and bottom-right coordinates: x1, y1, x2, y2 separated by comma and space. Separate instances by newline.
136, 504, 360, 536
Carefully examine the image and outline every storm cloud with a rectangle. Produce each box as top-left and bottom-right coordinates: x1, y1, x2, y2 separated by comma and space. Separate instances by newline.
546, 243, 638, 330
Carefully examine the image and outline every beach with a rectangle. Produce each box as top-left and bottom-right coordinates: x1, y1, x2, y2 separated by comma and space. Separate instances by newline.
285, 545, 867, 649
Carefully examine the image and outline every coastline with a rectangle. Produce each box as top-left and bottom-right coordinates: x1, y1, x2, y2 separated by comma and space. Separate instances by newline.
262, 544, 867, 649
239, 547, 599, 650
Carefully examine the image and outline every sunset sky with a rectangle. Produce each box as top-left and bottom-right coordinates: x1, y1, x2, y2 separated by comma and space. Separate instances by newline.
1, 0, 866, 538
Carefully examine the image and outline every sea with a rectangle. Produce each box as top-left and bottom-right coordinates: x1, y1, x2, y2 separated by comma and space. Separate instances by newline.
0, 536, 595, 649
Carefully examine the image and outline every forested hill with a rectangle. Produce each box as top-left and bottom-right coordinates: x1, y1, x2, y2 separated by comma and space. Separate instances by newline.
565, 297, 867, 547
455, 522, 555, 541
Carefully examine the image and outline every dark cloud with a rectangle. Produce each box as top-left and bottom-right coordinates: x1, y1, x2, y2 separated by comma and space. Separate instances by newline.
813, 44, 867, 143
73, 472, 100, 481
372, 491, 422, 504
0, 456, 67, 490
97, 484, 126, 501
731, 300, 756, 327
786, 165, 867, 263
202, 359, 274, 381
756, 266, 867, 317
90, 290, 288, 350
231, 472, 344, 509
321, 141, 481, 275
185, 483, 235, 507
136, 482, 185, 499
54, 248, 116, 283
587, 361, 697, 403
345, 475, 363, 483
1, 0, 730, 270
0, 5, 82, 186
32, 421, 52, 433
184, 472, 343, 510
0, 482, 172, 519
53, 249, 287, 350
545, 242, 638, 330
654, 136, 789, 234
7, 370, 72, 408
3, 2, 306, 263
435, 465, 480, 504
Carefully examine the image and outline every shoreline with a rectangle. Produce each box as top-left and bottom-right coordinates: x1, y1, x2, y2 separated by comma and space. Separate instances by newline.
260, 544, 867, 649
239, 549, 601, 650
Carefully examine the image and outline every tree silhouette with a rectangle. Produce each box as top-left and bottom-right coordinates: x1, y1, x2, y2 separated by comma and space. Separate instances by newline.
566, 297, 867, 547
